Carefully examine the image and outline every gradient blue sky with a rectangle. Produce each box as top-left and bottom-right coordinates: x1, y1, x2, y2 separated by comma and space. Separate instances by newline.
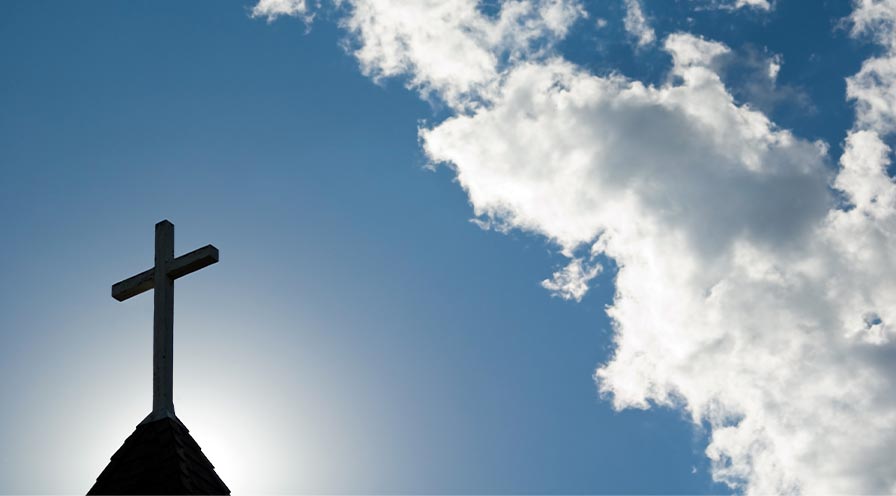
0, 1, 884, 494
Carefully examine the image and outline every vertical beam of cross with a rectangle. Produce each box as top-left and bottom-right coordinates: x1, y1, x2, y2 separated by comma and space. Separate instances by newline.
111, 220, 219, 422
153, 220, 175, 416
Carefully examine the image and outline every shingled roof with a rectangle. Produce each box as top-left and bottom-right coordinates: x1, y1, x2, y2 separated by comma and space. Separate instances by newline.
88, 415, 230, 495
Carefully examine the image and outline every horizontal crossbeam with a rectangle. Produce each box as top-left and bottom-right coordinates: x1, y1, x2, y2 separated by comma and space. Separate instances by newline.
112, 245, 219, 301
168, 245, 219, 279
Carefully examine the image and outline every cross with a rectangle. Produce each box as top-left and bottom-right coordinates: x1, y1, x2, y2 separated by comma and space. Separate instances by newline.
112, 220, 219, 423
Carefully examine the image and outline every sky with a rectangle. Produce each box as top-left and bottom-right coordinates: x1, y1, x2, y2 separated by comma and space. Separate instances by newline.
1, 0, 895, 494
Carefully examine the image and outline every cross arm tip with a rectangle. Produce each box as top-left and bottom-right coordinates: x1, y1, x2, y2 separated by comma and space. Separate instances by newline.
167, 244, 219, 280
111, 267, 155, 301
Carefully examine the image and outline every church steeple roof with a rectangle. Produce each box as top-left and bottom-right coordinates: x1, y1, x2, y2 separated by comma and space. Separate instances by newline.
88, 415, 230, 495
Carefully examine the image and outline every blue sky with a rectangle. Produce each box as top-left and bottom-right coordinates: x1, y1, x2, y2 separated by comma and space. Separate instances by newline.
2, 1, 895, 494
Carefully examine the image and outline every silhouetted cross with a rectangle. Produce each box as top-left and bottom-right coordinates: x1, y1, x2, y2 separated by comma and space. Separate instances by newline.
112, 220, 219, 423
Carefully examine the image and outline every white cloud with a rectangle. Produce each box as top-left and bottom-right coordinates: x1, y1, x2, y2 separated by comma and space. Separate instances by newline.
421, 35, 876, 492
420, 27, 896, 495
850, 0, 896, 47
767, 53, 781, 80
694, 0, 771, 11
541, 257, 602, 301
258, 0, 896, 493
623, 0, 656, 47
735, 0, 771, 9
849, 55, 896, 133
665, 32, 729, 67
339, 0, 584, 109
848, 0, 896, 134
251, 0, 313, 22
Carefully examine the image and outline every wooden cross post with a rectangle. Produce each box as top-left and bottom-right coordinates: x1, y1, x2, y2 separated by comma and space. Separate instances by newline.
112, 220, 219, 423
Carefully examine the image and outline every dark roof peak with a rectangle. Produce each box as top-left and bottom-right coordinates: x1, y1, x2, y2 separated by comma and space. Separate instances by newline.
88, 415, 230, 495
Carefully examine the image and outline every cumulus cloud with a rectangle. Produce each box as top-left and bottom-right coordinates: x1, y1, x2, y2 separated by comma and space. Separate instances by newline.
541, 257, 602, 301
422, 14, 896, 495
848, 0, 896, 134
340, 0, 584, 109
257, 0, 896, 493
623, 0, 656, 47
735, 0, 771, 9
251, 0, 313, 22
419, 39, 869, 493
